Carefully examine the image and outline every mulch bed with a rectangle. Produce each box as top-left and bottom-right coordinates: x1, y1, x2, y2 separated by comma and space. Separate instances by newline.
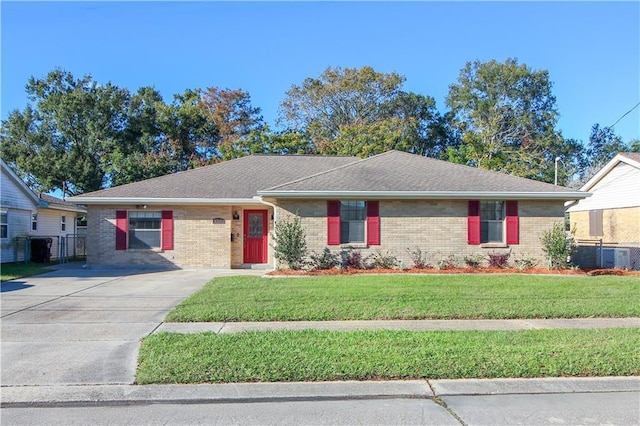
267, 267, 640, 277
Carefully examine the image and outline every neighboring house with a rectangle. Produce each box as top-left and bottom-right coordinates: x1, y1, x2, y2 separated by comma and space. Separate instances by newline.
567, 152, 640, 270
1, 159, 87, 263
70, 150, 588, 269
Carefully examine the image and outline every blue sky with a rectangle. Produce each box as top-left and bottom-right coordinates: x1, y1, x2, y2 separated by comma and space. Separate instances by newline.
2, 1, 639, 145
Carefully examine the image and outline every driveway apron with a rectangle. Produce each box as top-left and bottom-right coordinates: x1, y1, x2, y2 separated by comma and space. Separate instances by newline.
1, 265, 226, 386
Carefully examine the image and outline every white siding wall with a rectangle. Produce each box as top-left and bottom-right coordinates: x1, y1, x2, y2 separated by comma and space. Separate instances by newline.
569, 162, 640, 212
1, 167, 38, 263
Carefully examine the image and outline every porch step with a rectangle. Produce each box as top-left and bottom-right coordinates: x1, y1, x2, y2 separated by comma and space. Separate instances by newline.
234, 264, 272, 270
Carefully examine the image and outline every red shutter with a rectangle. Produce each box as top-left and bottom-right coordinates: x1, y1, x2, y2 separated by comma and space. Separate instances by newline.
161, 210, 174, 250
467, 200, 481, 245
366, 201, 380, 245
505, 201, 519, 245
115, 210, 127, 250
327, 201, 341, 245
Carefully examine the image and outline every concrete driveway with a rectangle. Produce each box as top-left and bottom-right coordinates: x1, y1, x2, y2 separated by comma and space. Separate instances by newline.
1, 264, 260, 386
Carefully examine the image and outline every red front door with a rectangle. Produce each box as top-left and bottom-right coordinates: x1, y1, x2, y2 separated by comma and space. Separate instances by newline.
243, 210, 268, 264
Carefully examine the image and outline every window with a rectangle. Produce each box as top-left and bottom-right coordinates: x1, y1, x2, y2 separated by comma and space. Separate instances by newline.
0, 211, 7, 239
32, 213, 38, 231
61, 215, 66, 232
589, 210, 603, 236
468, 200, 519, 245
340, 201, 365, 244
327, 201, 380, 246
480, 201, 504, 243
128, 211, 162, 249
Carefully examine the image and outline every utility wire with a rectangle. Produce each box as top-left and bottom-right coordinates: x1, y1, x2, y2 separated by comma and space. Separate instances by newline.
609, 101, 640, 128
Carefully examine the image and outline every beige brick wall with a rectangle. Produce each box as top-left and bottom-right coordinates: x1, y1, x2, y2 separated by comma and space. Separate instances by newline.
87, 204, 273, 268
570, 207, 640, 246
275, 199, 565, 268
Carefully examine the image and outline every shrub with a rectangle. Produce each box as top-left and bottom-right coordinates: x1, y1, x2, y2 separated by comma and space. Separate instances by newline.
273, 214, 307, 270
513, 254, 538, 271
342, 250, 366, 269
540, 222, 577, 269
409, 248, 431, 269
369, 251, 399, 269
307, 248, 340, 270
436, 255, 458, 270
487, 251, 510, 268
463, 255, 484, 269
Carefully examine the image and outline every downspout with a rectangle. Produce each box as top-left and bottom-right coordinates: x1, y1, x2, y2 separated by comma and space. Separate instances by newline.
254, 196, 278, 270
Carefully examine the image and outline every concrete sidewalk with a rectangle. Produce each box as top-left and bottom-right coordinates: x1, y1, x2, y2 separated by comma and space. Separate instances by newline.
2, 377, 638, 407
156, 317, 640, 334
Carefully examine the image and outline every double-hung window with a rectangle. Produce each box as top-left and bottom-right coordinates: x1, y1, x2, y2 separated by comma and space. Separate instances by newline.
327, 200, 380, 246
0, 211, 7, 239
480, 201, 504, 243
468, 200, 519, 245
61, 215, 66, 232
32, 213, 38, 231
128, 211, 162, 249
340, 201, 366, 244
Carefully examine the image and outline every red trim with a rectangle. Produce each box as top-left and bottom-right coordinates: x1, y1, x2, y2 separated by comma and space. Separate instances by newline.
366, 201, 380, 245
505, 201, 519, 245
115, 210, 127, 250
467, 201, 481, 245
161, 210, 174, 250
327, 200, 341, 245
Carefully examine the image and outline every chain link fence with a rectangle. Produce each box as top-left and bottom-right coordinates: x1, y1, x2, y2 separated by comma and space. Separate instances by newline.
573, 239, 640, 271
12, 234, 86, 264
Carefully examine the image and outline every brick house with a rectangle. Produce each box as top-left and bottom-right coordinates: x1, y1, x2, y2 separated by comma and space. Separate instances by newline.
70, 150, 588, 269
567, 152, 640, 269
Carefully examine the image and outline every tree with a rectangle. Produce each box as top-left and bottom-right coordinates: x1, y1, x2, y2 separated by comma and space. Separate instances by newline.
1, 69, 130, 195
279, 66, 450, 157
198, 87, 264, 160
446, 58, 568, 182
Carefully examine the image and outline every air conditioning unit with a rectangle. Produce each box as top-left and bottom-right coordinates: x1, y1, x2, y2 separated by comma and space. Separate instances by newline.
598, 248, 630, 269
614, 249, 631, 269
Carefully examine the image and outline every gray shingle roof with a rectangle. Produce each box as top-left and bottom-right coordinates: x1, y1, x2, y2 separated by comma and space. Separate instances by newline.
73, 150, 586, 202
619, 152, 640, 163
74, 155, 359, 199
261, 150, 581, 195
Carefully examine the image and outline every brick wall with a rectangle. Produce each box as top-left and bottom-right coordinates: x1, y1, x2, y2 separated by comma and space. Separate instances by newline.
570, 207, 640, 246
87, 204, 273, 268
274, 199, 565, 268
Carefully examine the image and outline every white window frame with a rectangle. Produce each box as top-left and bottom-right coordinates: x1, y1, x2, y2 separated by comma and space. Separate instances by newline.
480, 201, 505, 244
128, 211, 162, 249
32, 212, 38, 231
340, 201, 366, 244
61, 215, 66, 232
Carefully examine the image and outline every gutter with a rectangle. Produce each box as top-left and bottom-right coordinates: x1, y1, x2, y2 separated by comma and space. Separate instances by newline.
65, 197, 262, 206
256, 190, 591, 201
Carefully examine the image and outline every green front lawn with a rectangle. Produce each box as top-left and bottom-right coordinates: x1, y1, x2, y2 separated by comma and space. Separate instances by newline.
136, 328, 640, 384
167, 275, 640, 322
0, 262, 51, 282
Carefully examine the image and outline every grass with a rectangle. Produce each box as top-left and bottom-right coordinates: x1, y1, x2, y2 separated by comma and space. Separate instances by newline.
136, 328, 640, 384
166, 275, 640, 321
0, 262, 51, 282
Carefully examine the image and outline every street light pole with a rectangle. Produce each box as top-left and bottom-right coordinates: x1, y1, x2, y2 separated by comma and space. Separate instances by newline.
554, 157, 560, 186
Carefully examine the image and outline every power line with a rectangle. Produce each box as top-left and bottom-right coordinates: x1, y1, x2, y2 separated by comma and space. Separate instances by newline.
609, 101, 640, 128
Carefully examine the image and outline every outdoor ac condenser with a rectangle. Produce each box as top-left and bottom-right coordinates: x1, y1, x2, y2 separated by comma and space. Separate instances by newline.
614, 248, 631, 269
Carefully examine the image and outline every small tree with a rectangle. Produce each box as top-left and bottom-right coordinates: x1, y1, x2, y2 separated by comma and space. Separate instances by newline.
540, 222, 577, 269
273, 214, 307, 270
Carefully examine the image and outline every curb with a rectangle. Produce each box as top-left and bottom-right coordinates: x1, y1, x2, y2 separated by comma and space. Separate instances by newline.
2, 377, 637, 408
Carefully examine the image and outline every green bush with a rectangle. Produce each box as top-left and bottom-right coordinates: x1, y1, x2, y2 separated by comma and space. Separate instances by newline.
273, 214, 307, 270
540, 222, 577, 269
369, 251, 399, 269
307, 248, 340, 270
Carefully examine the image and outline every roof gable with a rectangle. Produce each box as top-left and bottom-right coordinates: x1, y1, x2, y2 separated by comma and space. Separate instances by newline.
578, 152, 640, 192
260, 150, 586, 199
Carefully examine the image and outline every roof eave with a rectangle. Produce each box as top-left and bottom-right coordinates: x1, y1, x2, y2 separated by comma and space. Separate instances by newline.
65, 197, 262, 205
257, 190, 591, 200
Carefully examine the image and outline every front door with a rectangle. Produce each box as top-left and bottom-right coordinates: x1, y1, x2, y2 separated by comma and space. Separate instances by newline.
243, 210, 268, 264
